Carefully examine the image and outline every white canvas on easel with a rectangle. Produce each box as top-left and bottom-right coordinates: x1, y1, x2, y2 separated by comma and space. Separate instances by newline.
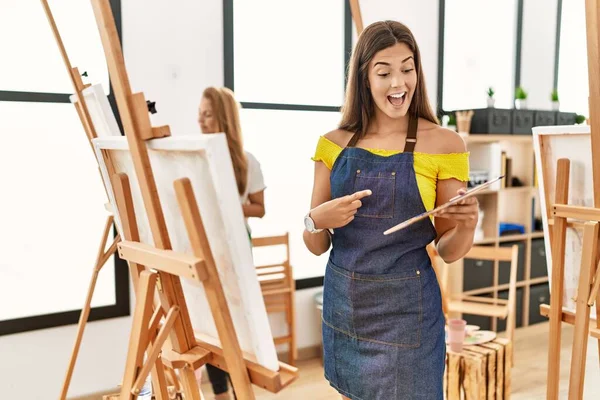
532, 124, 597, 316
69, 83, 121, 138
93, 133, 280, 372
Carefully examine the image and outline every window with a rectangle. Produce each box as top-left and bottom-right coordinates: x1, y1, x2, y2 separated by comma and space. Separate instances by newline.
557, 0, 589, 117
0, 0, 111, 98
0, 0, 128, 336
224, 0, 352, 282
441, 0, 519, 111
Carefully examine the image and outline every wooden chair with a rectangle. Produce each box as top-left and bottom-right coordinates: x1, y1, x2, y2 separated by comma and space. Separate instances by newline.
442, 245, 520, 348
252, 233, 297, 366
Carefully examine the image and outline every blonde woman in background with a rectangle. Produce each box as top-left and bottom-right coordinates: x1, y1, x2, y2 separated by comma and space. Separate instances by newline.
196, 86, 266, 399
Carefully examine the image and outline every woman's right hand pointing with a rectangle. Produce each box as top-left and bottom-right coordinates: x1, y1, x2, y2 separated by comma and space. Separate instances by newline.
309, 189, 372, 230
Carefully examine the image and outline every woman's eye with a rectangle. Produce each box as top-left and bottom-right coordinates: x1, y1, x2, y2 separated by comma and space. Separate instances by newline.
403, 69, 414, 73
377, 73, 389, 77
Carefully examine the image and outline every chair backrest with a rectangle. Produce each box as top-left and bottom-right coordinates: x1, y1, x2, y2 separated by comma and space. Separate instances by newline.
438, 244, 520, 304
251, 233, 293, 288
464, 245, 517, 263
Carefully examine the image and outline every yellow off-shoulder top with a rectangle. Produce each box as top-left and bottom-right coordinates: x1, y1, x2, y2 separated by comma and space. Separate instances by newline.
312, 136, 470, 211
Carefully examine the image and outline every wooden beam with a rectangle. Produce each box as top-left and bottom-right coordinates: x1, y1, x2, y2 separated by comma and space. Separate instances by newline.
547, 158, 570, 399
568, 222, 599, 399
194, 336, 298, 394
131, 306, 180, 396
540, 304, 598, 326
348, 0, 364, 35
553, 204, 600, 222
117, 241, 207, 282
174, 178, 255, 399
161, 346, 212, 370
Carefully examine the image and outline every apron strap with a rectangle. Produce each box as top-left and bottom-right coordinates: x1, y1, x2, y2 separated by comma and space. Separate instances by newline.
346, 114, 419, 150
403, 115, 418, 153
347, 131, 360, 148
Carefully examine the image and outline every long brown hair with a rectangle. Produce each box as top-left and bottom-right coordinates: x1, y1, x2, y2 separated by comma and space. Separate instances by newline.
339, 20, 438, 141
201, 87, 248, 195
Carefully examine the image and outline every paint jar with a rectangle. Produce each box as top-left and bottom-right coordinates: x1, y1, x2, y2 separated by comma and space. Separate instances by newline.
448, 319, 467, 352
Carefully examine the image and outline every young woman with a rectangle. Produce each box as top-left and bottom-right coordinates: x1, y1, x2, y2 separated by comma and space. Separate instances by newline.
198, 86, 266, 399
303, 21, 478, 400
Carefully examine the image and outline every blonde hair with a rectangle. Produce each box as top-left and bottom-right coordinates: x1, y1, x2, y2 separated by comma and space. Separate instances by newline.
339, 21, 438, 139
201, 87, 248, 195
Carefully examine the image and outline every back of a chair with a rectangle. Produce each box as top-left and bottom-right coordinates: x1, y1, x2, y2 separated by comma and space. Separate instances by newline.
251, 233, 293, 290
464, 245, 517, 263
464, 245, 519, 340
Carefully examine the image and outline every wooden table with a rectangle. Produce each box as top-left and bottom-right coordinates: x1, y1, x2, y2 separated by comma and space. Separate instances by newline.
444, 337, 513, 400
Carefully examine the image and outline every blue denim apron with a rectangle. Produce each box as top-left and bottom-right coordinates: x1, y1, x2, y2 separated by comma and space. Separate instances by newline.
321, 117, 446, 399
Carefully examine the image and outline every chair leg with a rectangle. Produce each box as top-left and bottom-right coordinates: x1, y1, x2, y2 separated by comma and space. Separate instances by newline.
286, 293, 297, 366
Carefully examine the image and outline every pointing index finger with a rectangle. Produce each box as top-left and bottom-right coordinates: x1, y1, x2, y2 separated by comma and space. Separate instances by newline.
351, 189, 372, 201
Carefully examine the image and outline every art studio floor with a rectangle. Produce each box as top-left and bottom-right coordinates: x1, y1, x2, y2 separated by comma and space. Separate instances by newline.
200, 322, 600, 400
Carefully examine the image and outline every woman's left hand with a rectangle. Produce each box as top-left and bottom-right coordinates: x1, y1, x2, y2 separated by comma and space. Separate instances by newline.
433, 188, 479, 229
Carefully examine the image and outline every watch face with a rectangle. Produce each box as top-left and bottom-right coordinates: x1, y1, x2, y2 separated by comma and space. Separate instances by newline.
304, 215, 314, 231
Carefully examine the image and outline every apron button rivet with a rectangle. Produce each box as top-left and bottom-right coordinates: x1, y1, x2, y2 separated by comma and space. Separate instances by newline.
357, 170, 361, 174
416, 270, 420, 275
391, 172, 396, 176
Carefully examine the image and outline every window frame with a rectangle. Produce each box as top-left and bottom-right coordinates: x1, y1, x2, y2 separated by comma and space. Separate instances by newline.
0, 0, 130, 336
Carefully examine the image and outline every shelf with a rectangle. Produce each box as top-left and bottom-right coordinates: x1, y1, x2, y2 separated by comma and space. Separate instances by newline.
462, 134, 534, 143
530, 231, 545, 239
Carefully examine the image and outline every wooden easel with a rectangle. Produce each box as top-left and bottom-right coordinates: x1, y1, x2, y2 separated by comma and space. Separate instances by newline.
348, 0, 364, 35
537, 0, 600, 398
38, 2, 129, 398
87, 0, 298, 399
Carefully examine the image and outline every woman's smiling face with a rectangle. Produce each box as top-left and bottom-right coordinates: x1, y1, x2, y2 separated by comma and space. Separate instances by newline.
367, 42, 417, 120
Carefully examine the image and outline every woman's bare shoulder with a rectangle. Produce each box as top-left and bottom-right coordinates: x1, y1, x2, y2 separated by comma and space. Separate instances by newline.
323, 129, 355, 147
418, 120, 467, 154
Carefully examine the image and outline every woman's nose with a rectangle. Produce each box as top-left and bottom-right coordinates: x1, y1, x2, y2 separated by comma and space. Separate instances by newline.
391, 73, 403, 88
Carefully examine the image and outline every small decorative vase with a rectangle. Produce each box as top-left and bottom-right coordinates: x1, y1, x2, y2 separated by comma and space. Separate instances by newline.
487, 98, 495, 108
552, 101, 560, 111
515, 99, 527, 110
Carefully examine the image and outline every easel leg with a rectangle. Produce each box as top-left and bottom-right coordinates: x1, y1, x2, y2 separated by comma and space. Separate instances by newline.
547, 159, 570, 400
120, 270, 158, 399
60, 215, 119, 400
568, 222, 598, 399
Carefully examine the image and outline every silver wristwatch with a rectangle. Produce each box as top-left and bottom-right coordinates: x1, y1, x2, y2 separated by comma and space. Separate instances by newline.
304, 212, 323, 233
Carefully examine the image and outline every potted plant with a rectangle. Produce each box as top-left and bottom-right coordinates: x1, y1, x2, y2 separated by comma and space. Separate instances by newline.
576, 114, 587, 124
447, 113, 457, 131
551, 89, 559, 111
487, 87, 495, 108
515, 86, 528, 109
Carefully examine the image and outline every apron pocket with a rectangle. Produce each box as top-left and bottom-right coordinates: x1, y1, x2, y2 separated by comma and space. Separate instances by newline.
351, 269, 422, 347
352, 170, 395, 218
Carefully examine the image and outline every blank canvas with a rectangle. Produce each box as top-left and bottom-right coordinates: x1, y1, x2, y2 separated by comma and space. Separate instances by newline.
93, 134, 280, 371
